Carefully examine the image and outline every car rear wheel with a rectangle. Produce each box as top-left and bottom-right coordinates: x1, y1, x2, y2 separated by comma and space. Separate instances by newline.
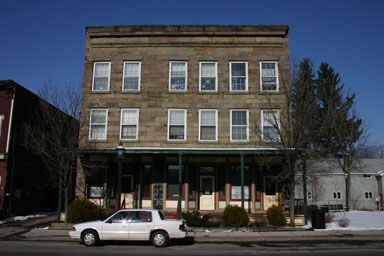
82, 230, 99, 246
151, 230, 168, 248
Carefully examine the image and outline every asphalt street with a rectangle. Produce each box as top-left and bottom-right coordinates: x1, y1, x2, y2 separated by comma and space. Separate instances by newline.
0, 240, 384, 256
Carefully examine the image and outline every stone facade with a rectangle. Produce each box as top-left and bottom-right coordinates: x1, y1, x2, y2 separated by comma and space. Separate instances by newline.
79, 25, 290, 149
77, 25, 290, 213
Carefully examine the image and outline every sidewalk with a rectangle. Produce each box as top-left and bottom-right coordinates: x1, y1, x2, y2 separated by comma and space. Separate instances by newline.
9, 228, 384, 243
1, 215, 384, 243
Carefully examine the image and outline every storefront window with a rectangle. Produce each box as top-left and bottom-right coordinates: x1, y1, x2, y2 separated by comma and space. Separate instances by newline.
230, 166, 250, 200
143, 165, 151, 198
167, 165, 185, 199
89, 167, 105, 198
188, 168, 196, 199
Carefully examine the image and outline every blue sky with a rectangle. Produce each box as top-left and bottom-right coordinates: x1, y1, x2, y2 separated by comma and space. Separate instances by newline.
1, 0, 383, 145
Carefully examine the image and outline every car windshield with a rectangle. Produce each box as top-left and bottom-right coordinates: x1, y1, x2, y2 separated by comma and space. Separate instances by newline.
158, 210, 165, 220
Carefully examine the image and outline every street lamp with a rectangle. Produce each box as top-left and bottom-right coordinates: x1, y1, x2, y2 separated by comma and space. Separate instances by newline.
116, 142, 125, 209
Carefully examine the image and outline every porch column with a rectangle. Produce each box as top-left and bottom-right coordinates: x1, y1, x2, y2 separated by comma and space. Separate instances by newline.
178, 153, 183, 219
240, 153, 245, 209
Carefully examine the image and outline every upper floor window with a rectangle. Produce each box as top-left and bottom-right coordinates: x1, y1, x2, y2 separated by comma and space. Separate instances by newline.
168, 109, 186, 141
169, 61, 187, 91
92, 62, 111, 91
260, 61, 278, 92
365, 192, 373, 199
123, 62, 141, 91
120, 109, 139, 140
199, 62, 217, 92
199, 110, 218, 141
89, 109, 108, 140
230, 62, 248, 91
262, 110, 280, 142
230, 110, 248, 141
333, 191, 341, 199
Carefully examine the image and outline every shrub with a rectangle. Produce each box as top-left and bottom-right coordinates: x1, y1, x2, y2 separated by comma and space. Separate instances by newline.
182, 211, 216, 227
0, 209, 6, 221
338, 217, 350, 227
266, 205, 286, 226
66, 200, 105, 224
325, 213, 334, 223
222, 205, 248, 227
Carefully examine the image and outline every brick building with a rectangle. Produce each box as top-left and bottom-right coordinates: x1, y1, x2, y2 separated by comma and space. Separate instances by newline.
76, 25, 291, 214
0, 80, 60, 216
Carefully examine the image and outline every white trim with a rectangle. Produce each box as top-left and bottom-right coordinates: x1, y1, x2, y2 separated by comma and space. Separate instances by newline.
169, 61, 188, 92
229, 62, 248, 92
100, 147, 280, 151
198, 109, 218, 142
120, 109, 139, 141
122, 61, 141, 92
168, 109, 187, 141
92, 62, 111, 92
261, 109, 280, 142
260, 61, 279, 92
6, 98, 14, 153
199, 62, 218, 92
230, 109, 249, 142
89, 109, 108, 141
0, 115, 4, 146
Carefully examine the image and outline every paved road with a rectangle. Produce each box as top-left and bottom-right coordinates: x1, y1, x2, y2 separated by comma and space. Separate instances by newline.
0, 240, 384, 256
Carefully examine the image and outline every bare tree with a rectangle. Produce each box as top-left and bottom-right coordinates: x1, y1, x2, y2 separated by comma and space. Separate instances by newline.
254, 59, 320, 224
26, 81, 81, 221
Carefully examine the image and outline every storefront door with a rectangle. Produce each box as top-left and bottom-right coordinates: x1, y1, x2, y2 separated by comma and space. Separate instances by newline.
200, 175, 215, 210
263, 177, 278, 210
121, 175, 134, 208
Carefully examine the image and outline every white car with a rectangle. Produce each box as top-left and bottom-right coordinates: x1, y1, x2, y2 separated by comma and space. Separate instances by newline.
69, 209, 187, 247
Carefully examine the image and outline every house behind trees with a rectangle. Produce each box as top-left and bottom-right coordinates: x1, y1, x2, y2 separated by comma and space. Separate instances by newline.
76, 25, 291, 214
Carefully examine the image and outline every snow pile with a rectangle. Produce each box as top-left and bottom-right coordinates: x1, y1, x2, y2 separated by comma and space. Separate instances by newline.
0, 214, 46, 225
325, 211, 384, 230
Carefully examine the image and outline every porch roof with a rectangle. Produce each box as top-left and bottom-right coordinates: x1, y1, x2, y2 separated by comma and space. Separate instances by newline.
77, 147, 284, 155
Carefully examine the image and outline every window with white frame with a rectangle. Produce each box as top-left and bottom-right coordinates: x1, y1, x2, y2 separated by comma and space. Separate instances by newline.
168, 109, 186, 140
122, 62, 141, 91
169, 61, 187, 91
199, 110, 217, 141
260, 61, 278, 91
230, 62, 248, 91
231, 110, 248, 141
120, 109, 139, 140
89, 109, 108, 140
262, 110, 280, 141
199, 62, 217, 91
92, 62, 111, 91
365, 192, 373, 199
333, 191, 341, 199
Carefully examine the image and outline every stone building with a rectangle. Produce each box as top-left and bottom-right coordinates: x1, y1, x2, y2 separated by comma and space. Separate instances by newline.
76, 25, 291, 214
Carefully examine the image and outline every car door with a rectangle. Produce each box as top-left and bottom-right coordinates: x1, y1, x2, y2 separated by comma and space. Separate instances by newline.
128, 211, 154, 241
101, 212, 129, 240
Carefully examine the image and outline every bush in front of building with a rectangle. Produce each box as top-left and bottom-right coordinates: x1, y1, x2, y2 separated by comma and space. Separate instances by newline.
266, 205, 286, 226
0, 209, 6, 221
66, 200, 105, 224
182, 211, 217, 227
222, 205, 249, 227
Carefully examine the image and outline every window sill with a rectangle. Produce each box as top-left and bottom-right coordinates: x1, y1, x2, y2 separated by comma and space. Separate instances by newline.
90, 91, 111, 94
167, 91, 188, 94
121, 90, 141, 94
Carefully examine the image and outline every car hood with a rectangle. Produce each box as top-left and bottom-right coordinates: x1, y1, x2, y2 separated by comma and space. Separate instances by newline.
74, 220, 104, 228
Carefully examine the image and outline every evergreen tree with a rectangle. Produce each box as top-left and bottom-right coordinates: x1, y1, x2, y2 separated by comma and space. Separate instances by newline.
315, 63, 364, 210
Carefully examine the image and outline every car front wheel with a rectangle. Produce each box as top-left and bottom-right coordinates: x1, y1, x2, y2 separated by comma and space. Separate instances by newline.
151, 231, 168, 248
82, 230, 99, 246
